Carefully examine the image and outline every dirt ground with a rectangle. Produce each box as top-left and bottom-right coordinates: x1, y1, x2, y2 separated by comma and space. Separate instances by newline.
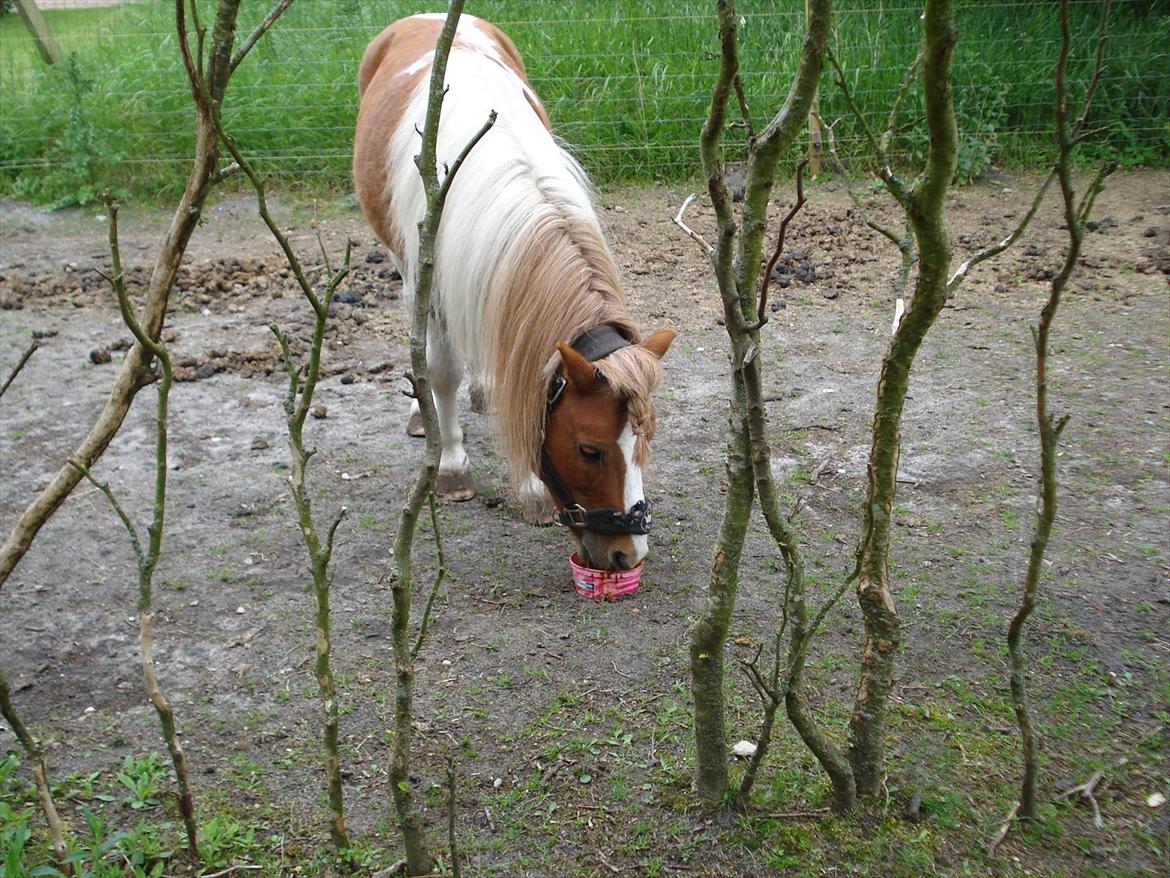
1, 171, 1167, 877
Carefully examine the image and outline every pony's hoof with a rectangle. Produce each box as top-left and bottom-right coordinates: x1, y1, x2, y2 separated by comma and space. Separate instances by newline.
437, 472, 476, 501
469, 384, 488, 414
406, 411, 425, 438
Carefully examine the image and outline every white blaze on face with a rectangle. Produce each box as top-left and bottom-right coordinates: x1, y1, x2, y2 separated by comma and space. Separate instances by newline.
618, 422, 648, 564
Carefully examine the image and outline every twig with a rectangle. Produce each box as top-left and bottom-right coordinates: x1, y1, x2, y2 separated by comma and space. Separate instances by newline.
447, 755, 461, 878
0, 341, 39, 401
753, 159, 808, 328
881, 52, 922, 156
436, 110, 498, 205
1060, 770, 1106, 829
672, 194, 714, 258
755, 808, 830, 820
198, 866, 264, 878
732, 71, 756, 145
987, 801, 1019, 857
0, 669, 70, 871
411, 493, 448, 661
822, 115, 916, 300
826, 44, 911, 208
229, 0, 296, 74
947, 168, 1056, 294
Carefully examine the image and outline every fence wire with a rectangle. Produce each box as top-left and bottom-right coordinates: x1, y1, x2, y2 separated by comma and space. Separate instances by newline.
1, 1, 1166, 202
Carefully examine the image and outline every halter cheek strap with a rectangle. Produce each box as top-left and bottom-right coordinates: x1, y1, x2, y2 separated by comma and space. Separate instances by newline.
541, 325, 654, 536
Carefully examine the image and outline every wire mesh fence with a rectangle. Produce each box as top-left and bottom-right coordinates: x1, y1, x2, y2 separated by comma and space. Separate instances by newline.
1, 0, 1166, 203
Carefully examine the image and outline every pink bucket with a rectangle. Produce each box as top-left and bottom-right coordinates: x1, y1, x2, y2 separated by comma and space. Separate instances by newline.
569, 552, 643, 600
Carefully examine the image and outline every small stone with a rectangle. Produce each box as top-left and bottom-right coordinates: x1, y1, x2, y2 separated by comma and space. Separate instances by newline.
89, 348, 112, 365
1143, 227, 1159, 238
251, 436, 269, 450
311, 404, 328, 419
335, 289, 362, 305
1148, 792, 1167, 808
731, 740, 757, 758
195, 363, 216, 380
340, 373, 355, 385
994, 283, 1007, 293
364, 251, 384, 264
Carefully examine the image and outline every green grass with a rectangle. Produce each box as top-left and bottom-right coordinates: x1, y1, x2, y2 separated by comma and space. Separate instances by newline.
1, 1, 1167, 205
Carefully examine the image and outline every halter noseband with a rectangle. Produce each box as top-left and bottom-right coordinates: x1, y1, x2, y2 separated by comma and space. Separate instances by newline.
541, 326, 653, 536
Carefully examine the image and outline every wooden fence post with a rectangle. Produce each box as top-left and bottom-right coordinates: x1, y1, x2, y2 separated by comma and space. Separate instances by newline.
806, 0, 823, 176
14, 0, 62, 65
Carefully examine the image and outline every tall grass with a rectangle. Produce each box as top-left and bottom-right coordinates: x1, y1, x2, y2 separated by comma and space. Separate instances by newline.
0, 0, 1165, 204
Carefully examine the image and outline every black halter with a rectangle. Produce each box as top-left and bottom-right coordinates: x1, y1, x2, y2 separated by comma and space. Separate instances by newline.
541, 326, 654, 536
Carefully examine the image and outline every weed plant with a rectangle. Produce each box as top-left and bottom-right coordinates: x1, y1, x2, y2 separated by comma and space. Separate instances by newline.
0, 0, 1166, 204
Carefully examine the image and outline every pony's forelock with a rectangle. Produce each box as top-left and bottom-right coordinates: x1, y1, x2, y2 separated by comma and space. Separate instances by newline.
593, 345, 664, 466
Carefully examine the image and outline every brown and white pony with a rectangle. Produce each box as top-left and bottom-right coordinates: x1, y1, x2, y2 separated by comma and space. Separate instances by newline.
353, 13, 676, 571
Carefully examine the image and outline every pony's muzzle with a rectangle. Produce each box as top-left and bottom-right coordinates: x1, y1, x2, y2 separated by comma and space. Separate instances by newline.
578, 530, 647, 572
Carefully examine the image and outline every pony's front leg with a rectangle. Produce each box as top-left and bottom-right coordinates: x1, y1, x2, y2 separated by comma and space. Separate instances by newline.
427, 325, 475, 501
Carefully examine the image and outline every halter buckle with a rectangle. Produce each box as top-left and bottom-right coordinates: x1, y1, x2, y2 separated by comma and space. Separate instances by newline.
555, 503, 588, 528
547, 374, 567, 406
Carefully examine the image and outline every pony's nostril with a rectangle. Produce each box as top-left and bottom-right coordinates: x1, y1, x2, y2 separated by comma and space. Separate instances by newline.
610, 550, 630, 571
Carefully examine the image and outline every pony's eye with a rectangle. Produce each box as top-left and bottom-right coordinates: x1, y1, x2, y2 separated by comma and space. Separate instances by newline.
579, 445, 603, 462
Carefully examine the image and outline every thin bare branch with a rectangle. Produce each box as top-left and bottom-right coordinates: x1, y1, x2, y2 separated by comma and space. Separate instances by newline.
230, 0, 295, 74
212, 119, 323, 316
411, 493, 448, 662
752, 159, 808, 328
1070, 0, 1111, 142
987, 801, 1020, 857
0, 669, 70, 870
672, 194, 714, 259
174, 0, 203, 111
827, 44, 911, 208
436, 110, 498, 205
1077, 161, 1118, 227
947, 168, 1057, 293
69, 460, 143, 564
732, 71, 756, 145
1007, 0, 1111, 823
881, 52, 922, 155
0, 342, 39, 401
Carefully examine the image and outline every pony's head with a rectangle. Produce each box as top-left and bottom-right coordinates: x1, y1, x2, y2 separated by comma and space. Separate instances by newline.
542, 329, 676, 571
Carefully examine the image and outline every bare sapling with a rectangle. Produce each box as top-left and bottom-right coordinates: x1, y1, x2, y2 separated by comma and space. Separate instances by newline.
1003, 0, 1114, 831
210, 81, 355, 856
70, 199, 199, 861
680, 0, 848, 811
827, 0, 1114, 805
1, 641, 69, 870
387, 1, 496, 873
0, 0, 295, 588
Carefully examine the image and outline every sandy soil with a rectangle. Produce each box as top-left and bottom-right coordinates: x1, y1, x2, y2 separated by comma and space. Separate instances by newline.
1, 171, 1167, 876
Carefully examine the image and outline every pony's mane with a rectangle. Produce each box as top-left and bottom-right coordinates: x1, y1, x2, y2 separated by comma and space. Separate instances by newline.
481, 204, 662, 493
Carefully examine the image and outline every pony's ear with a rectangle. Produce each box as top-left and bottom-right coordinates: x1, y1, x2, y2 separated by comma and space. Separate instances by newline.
556, 341, 600, 390
641, 328, 678, 360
